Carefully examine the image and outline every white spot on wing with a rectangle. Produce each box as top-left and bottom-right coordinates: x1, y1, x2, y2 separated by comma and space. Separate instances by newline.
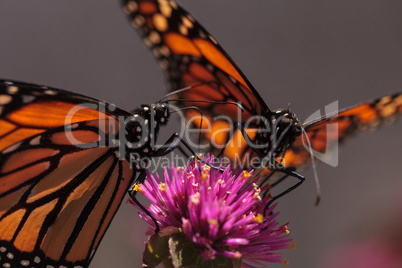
160, 45, 170, 57
149, 31, 161, 44
3, 142, 22, 154
209, 35, 218, 44
22, 95, 35, 104
30, 136, 41, 146
7, 86, 18, 94
134, 15, 145, 27
67, 123, 79, 129
0, 95, 12, 105
125, 1, 138, 13
44, 89, 57, 95
20, 260, 29, 266
229, 76, 237, 84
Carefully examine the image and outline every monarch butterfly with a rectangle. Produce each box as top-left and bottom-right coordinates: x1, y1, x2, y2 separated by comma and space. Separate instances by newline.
121, 0, 402, 196
0, 79, 176, 267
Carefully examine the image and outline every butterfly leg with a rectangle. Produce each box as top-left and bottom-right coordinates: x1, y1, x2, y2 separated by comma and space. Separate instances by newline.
263, 168, 305, 215
152, 132, 182, 157
155, 133, 225, 173
129, 170, 161, 233
152, 132, 202, 162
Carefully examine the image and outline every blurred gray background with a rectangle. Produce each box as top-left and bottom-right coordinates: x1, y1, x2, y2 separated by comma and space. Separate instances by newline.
1, 0, 401, 267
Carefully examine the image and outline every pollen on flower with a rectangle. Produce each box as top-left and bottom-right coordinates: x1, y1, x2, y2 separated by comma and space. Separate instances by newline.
234, 251, 242, 259
201, 173, 209, 180
253, 192, 262, 201
283, 259, 289, 266
252, 183, 261, 193
202, 165, 211, 174
192, 183, 198, 190
254, 213, 264, 223
289, 241, 296, 249
133, 183, 142, 192
218, 179, 224, 185
282, 225, 290, 234
243, 170, 252, 178
187, 171, 194, 180
208, 219, 218, 226
177, 166, 184, 171
158, 183, 167, 191
190, 193, 200, 204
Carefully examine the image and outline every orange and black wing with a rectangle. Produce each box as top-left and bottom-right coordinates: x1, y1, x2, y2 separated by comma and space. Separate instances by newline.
0, 80, 134, 267
122, 0, 273, 165
282, 93, 402, 168
0, 79, 130, 151
121, 0, 270, 121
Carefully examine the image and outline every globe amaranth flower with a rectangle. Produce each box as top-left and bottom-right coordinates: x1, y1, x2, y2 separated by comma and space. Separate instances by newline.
132, 156, 294, 267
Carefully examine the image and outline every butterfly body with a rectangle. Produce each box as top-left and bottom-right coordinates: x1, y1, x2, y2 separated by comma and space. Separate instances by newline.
0, 80, 170, 267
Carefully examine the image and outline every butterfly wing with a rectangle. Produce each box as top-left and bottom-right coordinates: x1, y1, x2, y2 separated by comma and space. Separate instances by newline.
0, 79, 130, 151
122, 0, 275, 168
0, 80, 135, 267
122, 0, 271, 120
282, 93, 402, 168
123, 0, 402, 174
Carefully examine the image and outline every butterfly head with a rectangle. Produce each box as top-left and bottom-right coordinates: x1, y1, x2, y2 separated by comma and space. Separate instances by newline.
271, 109, 302, 152
125, 103, 170, 159
151, 103, 170, 126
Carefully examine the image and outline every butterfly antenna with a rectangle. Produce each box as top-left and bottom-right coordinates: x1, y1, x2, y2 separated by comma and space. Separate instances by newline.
158, 81, 219, 102
159, 85, 193, 102
165, 98, 244, 112
301, 127, 321, 205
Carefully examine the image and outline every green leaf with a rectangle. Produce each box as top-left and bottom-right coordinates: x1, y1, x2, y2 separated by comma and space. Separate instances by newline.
168, 232, 242, 268
142, 227, 181, 267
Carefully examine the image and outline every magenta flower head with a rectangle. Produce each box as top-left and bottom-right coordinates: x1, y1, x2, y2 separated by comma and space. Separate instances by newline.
131, 156, 294, 267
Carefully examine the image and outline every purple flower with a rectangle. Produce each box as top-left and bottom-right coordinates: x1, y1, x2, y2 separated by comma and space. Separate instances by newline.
132, 156, 293, 267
